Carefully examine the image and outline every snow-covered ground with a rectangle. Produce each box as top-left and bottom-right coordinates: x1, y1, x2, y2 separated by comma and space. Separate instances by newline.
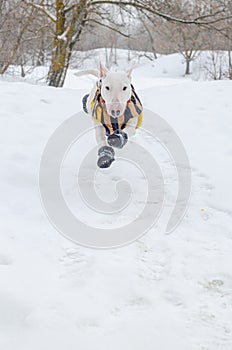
3, 49, 230, 84
0, 52, 232, 350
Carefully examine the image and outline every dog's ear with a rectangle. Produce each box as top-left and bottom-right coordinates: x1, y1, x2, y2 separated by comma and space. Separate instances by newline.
126, 61, 136, 79
99, 62, 109, 78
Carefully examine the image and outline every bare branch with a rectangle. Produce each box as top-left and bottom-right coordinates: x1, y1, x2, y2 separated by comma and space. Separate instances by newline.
22, 0, 56, 23
90, 0, 232, 26
85, 18, 130, 38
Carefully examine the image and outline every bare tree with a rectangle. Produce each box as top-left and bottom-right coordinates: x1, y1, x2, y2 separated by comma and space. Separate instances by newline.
3, 0, 232, 86
0, 0, 37, 74
204, 51, 228, 80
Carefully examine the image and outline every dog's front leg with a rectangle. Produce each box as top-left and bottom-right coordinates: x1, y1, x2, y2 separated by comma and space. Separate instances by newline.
94, 123, 107, 146
94, 124, 115, 168
107, 117, 138, 149
123, 117, 138, 138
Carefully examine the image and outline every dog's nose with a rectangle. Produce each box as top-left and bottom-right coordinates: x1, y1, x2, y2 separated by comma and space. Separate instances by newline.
111, 109, 121, 117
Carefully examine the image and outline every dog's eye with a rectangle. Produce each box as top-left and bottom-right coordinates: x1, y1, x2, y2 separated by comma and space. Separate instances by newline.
123, 86, 127, 91
105, 86, 110, 91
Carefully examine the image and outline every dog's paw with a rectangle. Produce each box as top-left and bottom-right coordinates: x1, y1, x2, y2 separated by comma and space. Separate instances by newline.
97, 146, 115, 168
82, 94, 89, 114
107, 130, 128, 149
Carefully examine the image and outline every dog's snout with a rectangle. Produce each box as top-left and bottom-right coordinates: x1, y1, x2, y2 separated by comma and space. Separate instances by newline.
111, 109, 121, 117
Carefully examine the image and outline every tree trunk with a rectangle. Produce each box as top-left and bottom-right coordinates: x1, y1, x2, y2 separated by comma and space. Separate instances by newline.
109, 46, 113, 66
47, 43, 73, 87
105, 48, 109, 68
228, 50, 232, 80
114, 46, 117, 65
20, 63, 25, 78
47, 0, 66, 87
152, 40, 158, 59
47, 0, 88, 87
185, 58, 191, 75
36, 49, 45, 66
36, 36, 45, 66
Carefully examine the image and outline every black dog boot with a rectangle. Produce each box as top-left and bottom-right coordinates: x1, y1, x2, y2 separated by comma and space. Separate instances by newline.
97, 146, 115, 168
107, 130, 128, 149
82, 94, 89, 114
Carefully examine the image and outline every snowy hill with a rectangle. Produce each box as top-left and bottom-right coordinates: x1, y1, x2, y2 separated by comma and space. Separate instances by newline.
0, 53, 232, 350
3, 49, 231, 85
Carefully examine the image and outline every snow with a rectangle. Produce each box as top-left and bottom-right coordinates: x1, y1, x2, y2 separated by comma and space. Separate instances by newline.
4, 50, 230, 85
57, 27, 70, 41
1, 51, 232, 349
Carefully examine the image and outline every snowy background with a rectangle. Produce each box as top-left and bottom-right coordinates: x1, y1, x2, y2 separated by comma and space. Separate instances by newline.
0, 50, 232, 350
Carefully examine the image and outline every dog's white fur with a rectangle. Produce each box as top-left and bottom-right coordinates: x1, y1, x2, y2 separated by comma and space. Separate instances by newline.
77, 63, 137, 146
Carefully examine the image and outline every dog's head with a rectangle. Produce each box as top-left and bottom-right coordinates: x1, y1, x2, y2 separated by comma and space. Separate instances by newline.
99, 63, 134, 118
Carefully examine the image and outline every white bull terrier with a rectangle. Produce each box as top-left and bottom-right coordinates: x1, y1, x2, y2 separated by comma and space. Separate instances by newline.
76, 63, 143, 168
